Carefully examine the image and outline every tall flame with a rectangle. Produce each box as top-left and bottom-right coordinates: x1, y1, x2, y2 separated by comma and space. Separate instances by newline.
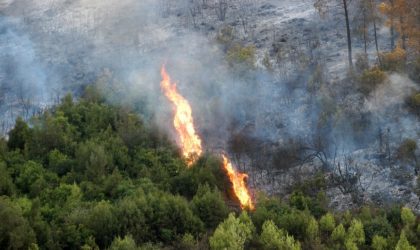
222, 154, 254, 210
160, 65, 203, 166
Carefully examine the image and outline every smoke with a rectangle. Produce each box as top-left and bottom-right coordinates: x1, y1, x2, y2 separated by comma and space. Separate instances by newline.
1, 0, 419, 181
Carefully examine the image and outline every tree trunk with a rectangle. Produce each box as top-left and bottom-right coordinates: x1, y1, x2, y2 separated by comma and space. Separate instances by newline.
390, 0, 395, 49
399, 16, 407, 50
373, 18, 381, 65
343, 0, 353, 68
370, 0, 381, 65
363, 14, 367, 54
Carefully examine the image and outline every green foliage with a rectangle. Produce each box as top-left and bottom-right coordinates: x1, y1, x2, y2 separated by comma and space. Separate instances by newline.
0, 196, 36, 249
306, 216, 320, 241
259, 220, 301, 250
1, 91, 419, 249
371, 235, 388, 250
289, 191, 311, 210
191, 184, 229, 229
109, 235, 138, 250
331, 224, 346, 243
209, 213, 254, 250
179, 233, 196, 250
395, 231, 415, 250
347, 219, 365, 246
0, 161, 15, 196
319, 213, 336, 233
7, 117, 30, 151
363, 216, 394, 245
401, 207, 415, 227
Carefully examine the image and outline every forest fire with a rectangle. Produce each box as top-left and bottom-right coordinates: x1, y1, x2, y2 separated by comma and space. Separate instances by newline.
221, 154, 254, 210
160, 65, 254, 210
160, 65, 202, 166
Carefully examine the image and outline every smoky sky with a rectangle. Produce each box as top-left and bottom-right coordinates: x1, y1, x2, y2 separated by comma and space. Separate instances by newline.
0, 0, 419, 162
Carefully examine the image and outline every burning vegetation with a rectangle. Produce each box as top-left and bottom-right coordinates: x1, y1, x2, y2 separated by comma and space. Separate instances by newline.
160, 65, 202, 166
161, 65, 254, 210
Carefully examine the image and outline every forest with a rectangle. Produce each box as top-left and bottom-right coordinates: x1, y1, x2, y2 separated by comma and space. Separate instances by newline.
0, 87, 419, 249
0, 0, 419, 249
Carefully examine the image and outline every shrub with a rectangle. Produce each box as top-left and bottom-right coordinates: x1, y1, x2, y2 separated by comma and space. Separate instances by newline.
397, 139, 417, 162
226, 43, 256, 69
191, 184, 229, 229
359, 67, 386, 95
371, 235, 388, 250
209, 212, 254, 250
407, 91, 420, 116
379, 47, 406, 72
259, 220, 301, 250
401, 207, 415, 227
319, 213, 336, 233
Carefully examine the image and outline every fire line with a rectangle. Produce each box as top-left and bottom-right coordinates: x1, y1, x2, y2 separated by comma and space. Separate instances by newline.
160, 65, 254, 210
160, 65, 202, 166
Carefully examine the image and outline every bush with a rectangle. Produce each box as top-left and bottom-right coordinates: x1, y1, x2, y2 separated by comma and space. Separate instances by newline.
379, 47, 406, 72
209, 212, 254, 250
226, 44, 256, 69
407, 91, 420, 116
397, 139, 417, 162
191, 185, 229, 229
359, 67, 386, 95
259, 220, 301, 250
371, 235, 388, 250
319, 213, 336, 233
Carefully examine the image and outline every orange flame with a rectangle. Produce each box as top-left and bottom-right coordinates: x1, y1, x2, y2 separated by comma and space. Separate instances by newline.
222, 154, 254, 210
160, 65, 203, 166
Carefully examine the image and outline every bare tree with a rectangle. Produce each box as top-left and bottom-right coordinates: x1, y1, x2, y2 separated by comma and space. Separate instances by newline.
314, 0, 354, 69
213, 0, 229, 21
236, 0, 257, 35
188, 0, 203, 28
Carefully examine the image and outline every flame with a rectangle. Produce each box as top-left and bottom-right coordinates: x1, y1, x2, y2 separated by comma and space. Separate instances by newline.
160, 65, 203, 166
222, 154, 254, 210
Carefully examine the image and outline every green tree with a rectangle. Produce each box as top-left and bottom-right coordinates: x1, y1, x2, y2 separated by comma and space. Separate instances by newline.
16, 161, 55, 197
319, 213, 336, 233
209, 213, 254, 250
347, 219, 365, 245
371, 235, 388, 250
395, 231, 415, 250
401, 207, 415, 227
0, 161, 15, 196
0, 196, 36, 249
109, 235, 138, 250
259, 220, 301, 250
7, 117, 30, 151
331, 224, 346, 243
86, 201, 118, 248
191, 185, 229, 229
306, 216, 319, 241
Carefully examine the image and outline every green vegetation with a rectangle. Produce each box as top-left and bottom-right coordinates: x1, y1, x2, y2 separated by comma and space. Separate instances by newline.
0, 89, 419, 249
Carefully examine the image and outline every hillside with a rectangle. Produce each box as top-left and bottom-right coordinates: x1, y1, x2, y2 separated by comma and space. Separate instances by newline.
0, 0, 419, 249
